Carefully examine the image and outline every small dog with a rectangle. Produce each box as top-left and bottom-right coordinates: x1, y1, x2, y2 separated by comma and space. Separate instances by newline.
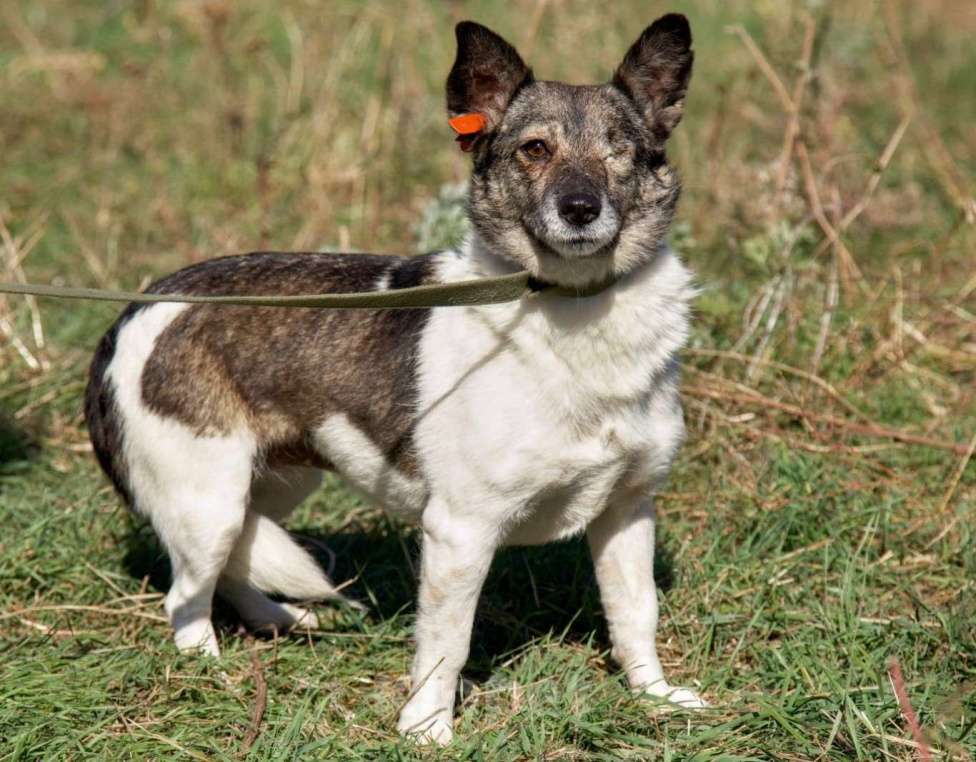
85, 14, 702, 743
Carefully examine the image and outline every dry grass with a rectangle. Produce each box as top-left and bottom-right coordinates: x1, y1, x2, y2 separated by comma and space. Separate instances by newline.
1, 0, 974, 758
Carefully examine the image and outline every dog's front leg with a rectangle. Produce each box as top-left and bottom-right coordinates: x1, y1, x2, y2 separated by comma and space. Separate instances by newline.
587, 497, 706, 708
397, 498, 496, 745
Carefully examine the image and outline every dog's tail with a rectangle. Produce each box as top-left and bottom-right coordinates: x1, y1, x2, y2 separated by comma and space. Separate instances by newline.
224, 513, 351, 603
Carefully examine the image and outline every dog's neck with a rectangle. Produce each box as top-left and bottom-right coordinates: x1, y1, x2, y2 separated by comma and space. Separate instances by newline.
463, 228, 669, 294
526, 273, 619, 298
466, 229, 655, 288
440, 230, 695, 366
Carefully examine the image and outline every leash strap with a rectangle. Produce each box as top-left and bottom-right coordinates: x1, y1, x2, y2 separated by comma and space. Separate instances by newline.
0, 271, 535, 310
0, 270, 617, 309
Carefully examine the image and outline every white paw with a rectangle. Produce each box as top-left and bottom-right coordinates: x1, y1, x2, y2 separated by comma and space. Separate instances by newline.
173, 623, 221, 657
397, 712, 453, 746
641, 683, 708, 710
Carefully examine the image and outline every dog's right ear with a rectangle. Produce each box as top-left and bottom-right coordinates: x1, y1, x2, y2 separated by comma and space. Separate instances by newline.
446, 22, 532, 139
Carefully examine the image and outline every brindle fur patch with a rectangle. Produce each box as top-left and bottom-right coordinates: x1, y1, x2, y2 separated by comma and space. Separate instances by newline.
136, 252, 435, 474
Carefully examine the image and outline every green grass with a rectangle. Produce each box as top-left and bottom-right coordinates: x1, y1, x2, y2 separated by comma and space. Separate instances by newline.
2, 0, 975, 758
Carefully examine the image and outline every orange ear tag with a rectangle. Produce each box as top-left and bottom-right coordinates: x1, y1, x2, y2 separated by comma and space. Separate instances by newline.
448, 112, 488, 152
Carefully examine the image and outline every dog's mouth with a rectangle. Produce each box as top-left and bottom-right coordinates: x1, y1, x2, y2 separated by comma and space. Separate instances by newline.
523, 224, 618, 259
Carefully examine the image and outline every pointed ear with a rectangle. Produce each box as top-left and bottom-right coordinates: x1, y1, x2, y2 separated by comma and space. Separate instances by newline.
446, 22, 533, 131
612, 14, 694, 142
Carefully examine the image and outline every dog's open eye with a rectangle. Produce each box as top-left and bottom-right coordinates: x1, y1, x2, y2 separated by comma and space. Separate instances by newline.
520, 139, 551, 161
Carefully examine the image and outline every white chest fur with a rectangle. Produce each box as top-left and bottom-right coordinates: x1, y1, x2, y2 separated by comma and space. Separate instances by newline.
414, 241, 695, 545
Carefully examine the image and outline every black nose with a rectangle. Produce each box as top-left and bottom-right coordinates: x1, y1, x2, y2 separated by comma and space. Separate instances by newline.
558, 192, 601, 227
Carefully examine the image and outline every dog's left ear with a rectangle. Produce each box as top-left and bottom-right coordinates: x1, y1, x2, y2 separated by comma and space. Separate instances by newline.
613, 14, 694, 143
447, 22, 533, 139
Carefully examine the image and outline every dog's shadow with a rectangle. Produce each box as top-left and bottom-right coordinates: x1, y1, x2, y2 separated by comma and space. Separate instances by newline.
121, 517, 675, 679
0, 413, 39, 476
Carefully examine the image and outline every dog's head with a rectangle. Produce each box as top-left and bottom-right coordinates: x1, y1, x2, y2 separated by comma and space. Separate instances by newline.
447, 15, 693, 286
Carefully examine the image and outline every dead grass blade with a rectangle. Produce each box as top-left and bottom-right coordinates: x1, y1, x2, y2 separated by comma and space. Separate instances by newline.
774, 13, 816, 205
727, 25, 794, 112
887, 659, 933, 762
797, 141, 864, 291
240, 641, 269, 755
684, 383, 972, 456
880, 0, 976, 224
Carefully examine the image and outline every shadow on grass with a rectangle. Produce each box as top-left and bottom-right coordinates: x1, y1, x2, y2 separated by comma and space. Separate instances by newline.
0, 413, 38, 477
120, 514, 676, 678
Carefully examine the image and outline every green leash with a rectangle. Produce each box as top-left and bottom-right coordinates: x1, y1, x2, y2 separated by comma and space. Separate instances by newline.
0, 269, 615, 310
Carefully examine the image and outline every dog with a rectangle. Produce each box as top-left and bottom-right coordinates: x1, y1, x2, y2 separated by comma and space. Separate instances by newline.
84, 13, 702, 744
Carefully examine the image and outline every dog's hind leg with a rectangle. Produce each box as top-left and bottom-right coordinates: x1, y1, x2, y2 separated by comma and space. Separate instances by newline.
219, 466, 352, 632
133, 436, 256, 657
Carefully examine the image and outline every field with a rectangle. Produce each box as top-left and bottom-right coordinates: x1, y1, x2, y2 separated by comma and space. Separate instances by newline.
1, 1, 975, 758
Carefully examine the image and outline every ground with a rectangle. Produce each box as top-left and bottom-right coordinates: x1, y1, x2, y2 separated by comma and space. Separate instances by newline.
1, 1, 975, 759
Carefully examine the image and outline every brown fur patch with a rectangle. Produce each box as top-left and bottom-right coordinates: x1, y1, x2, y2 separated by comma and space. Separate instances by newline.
138, 252, 436, 474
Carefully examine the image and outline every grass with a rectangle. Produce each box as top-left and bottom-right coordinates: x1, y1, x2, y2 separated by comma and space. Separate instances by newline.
1, 0, 975, 758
